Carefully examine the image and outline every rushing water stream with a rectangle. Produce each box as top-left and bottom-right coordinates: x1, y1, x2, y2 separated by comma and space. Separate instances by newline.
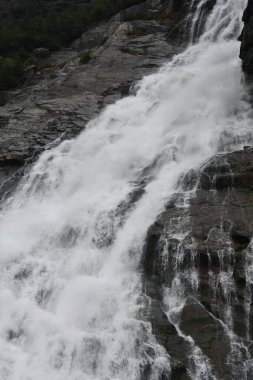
0, 0, 251, 379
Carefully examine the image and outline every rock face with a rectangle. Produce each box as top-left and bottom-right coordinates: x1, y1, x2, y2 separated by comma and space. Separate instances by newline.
240, 0, 253, 74
0, 0, 191, 198
1, 1, 253, 379
143, 147, 253, 379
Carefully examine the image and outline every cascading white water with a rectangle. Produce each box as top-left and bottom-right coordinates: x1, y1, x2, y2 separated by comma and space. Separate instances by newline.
0, 0, 251, 379
190, 0, 243, 42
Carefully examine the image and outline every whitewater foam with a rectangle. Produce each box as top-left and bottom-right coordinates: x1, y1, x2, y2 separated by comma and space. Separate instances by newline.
0, 0, 250, 379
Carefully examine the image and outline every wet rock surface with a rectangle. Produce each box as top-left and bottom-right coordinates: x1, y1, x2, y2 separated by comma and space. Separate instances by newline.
240, 0, 253, 74
143, 148, 253, 379
0, 0, 191, 198
1, 1, 253, 378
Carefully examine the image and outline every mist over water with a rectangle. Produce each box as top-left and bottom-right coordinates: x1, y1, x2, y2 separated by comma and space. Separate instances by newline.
0, 0, 251, 379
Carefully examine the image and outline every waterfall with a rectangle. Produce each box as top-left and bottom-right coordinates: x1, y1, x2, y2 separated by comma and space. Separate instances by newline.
0, 0, 251, 379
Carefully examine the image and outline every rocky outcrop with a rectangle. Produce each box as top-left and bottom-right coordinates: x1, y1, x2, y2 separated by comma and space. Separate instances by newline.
0, 0, 191, 199
143, 147, 253, 379
240, 0, 253, 74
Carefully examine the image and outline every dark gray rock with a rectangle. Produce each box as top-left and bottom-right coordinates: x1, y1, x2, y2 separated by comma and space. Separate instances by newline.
240, 0, 253, 74
180, 298, 231, 380
143, 148, 253, 379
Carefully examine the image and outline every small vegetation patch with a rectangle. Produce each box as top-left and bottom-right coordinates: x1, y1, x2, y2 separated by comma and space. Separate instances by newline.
79, 51, 91, 64
0, 56, 24, 90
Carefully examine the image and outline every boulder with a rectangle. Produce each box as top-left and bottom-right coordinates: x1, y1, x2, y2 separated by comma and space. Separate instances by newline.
33, 48, 50, 59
